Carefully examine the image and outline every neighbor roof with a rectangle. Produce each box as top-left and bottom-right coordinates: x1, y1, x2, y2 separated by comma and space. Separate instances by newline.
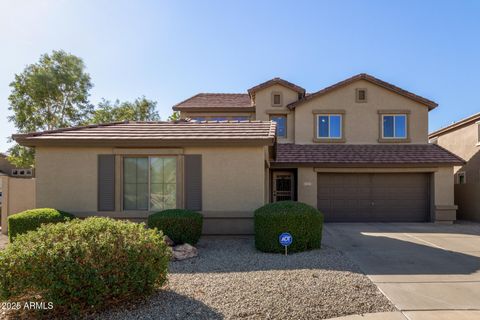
13, 121, 276, 147
172, 93, 254, 112
287, 73, 438, 110
429, 112, 480, 138
273, 143, 464, 167
247, 77, 306, 96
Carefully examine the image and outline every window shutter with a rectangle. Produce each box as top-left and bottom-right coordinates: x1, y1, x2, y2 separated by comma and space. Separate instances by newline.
184, 155, 202, 211
98, 155, 115, 211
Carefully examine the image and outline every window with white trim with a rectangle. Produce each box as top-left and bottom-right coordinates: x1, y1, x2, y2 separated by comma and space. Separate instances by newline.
123, 157, 177, 211
382, 114, 407, 139
317, 114, 342, 139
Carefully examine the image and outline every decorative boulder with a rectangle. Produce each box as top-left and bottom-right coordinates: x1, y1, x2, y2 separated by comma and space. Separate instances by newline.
171, 243, 198, 261
164, 235, 175, 246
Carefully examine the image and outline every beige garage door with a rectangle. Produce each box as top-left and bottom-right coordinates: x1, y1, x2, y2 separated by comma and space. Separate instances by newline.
317, 173, 430, 222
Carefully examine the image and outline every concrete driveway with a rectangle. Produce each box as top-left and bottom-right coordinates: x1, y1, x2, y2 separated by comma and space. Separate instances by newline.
324, 223, 480, 318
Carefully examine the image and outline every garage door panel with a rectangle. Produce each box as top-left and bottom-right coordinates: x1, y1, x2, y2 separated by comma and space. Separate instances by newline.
317, 173, 430, 222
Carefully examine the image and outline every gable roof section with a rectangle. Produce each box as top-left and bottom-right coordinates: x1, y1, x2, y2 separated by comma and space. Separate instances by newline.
429, 112, 480, 138
287, 73, 438, 110
172, 93, 254, 112
273, 143, 464, 167
13, 121, 276, 147
247, 77, 306, 96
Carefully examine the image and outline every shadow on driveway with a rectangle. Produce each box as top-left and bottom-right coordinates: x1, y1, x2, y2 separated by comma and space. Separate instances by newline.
324, 222, 480, 276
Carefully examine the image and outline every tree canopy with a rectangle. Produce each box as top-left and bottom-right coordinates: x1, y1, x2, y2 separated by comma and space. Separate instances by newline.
86, 97, 160, 124
7, 50, 162, 168
7, 50, 93, 167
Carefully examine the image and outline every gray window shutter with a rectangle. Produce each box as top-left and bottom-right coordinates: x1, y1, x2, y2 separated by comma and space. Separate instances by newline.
184, 155, 202, 211
98, 155, 115, 211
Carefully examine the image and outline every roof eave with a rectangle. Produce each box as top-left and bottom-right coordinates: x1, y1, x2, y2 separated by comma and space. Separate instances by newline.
172, 106, 256, 112
287, 73, 438, 110
247, 78, 306, 96
429, 113, 480, 138
14, 137, 275, 148
271, 161, 464, 168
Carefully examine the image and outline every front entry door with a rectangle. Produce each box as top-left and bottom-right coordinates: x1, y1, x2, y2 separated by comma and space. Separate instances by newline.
272, 172, 294, 202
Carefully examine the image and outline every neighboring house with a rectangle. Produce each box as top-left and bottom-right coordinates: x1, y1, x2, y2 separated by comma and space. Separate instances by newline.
0, 153, 34, 178
13, 73, 463, 234
0, 153, 34, 206
429, 113, 480, 221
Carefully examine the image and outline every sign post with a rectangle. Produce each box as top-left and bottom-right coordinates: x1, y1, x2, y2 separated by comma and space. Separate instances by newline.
279, 232, 293, 256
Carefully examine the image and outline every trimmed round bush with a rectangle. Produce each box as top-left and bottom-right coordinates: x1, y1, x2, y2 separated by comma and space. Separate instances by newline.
0, 217, 170, 315
254, 201, 324, 253
8, 208, 75, 242
147, 209, 203, 245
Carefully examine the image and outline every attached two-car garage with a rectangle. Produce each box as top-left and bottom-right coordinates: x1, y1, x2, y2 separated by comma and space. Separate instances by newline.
317, 173, 430, 222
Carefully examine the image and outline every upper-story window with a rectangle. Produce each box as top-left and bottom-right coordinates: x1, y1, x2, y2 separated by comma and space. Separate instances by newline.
356, 88, 367, 103
382, 114, 407, 139
271, 92, 283, 107
317, 114, 342, 139
191, 117, 205, 121
270, 115, 287, 138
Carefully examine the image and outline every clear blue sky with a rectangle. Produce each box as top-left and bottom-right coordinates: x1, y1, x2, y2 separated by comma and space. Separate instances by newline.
1, 0, 479, 152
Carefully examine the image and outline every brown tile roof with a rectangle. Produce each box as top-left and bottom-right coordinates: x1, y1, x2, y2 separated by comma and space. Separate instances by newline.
287, 73, 438, 110
247, 77, 305, 96
429, 112, 480, 138
13, 121, 276, 147
273, 143, 464, 167
172, 93, 254, 111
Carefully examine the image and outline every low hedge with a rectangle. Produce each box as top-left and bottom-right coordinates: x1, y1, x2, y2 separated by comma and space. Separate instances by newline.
254, 201, 324, 253
0, 217, 170, 316
8, 208, 76, 242
147, 209, 203, 245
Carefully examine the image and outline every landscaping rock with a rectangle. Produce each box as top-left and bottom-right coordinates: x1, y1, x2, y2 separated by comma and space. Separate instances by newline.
164, 235, 174, 246
96, 237, 395, 320
171, 243, 197, 261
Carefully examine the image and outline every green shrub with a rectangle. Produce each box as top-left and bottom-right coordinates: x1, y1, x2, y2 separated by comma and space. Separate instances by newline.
147, 209, 203, 245
254, 201, 324, 253
8, 208, 75, 242
0, 217, 170, 315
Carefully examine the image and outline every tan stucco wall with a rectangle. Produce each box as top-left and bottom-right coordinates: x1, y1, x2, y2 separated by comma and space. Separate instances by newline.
35, 145, 268, 234
254, 84, 298, 143
455, 184, 480, 221
184, 146, 266, 212
435, 122, 479, 178
434, 122, 480, 220
294, 79, 429, 144
36, 147, 113, 212
1, 176, 36, 234
297, 167, 317, 207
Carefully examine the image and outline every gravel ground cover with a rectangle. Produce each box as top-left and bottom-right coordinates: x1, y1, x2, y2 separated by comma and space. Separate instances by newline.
96, 237, 395, 320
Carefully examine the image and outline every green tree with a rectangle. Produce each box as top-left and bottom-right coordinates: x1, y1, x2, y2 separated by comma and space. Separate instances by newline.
8, 50, 93, 167
87, 97, 160, 124
168, 111, 181, 122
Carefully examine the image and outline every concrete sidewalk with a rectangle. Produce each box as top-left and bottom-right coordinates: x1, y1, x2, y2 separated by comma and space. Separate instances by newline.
324, 222, 480, 319
329, 310, 480, 319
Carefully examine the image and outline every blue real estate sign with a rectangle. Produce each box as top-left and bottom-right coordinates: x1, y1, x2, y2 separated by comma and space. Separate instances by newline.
279, 232, 293, 247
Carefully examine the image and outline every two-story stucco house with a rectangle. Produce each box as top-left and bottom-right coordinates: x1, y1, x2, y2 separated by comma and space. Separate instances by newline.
13, 74, 463, 234
429, 113, 480, 221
